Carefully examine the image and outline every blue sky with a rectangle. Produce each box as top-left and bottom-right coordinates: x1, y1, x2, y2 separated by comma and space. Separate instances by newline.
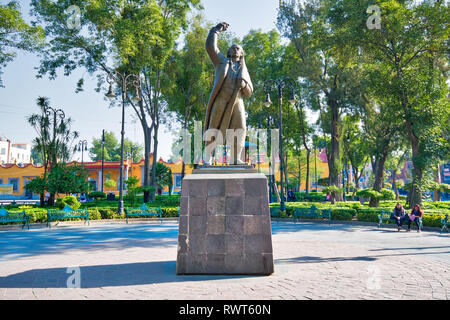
0, 0, 280, 162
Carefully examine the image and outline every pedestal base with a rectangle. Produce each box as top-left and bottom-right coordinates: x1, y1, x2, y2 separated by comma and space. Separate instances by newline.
176, 172, 274, 275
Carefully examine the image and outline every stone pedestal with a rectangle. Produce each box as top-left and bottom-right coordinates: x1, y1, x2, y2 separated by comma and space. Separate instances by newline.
176, 170, 274, 275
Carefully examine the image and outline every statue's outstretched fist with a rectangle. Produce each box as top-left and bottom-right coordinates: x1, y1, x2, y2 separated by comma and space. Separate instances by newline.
214, 22, 229, 32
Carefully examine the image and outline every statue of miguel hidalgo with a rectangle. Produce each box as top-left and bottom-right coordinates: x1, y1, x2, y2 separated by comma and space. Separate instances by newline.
204, 22, 253, 165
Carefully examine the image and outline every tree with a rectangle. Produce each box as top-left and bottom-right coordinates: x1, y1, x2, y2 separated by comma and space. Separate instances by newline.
339, 0, 450, 207
89, 131, 143, 162
0, 1, 44, 86
385, 150, 409, 200
30, 0, 201, 204
27, 97, 79, 206
163, 14, 211, 181
25, 163, 90, 201
151, 162, 172, 196
277, 0, 367, 203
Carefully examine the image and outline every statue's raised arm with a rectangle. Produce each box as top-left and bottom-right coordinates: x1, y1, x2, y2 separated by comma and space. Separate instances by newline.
206, 22, 229, 67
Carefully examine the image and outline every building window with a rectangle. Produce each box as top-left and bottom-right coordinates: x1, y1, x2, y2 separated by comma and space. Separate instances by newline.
0, 178, 3, 185
8, 178, 19, 193
174, 175, 182, 188
0, 148, 5, 155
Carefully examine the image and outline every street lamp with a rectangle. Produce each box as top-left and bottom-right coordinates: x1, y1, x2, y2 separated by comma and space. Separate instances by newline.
263, 77, 297, 212
101, 129, 105, 193
76, 140, 88, 200
77, 140, 88, 166
105, 70, 141, 215
44, 106, 65, 163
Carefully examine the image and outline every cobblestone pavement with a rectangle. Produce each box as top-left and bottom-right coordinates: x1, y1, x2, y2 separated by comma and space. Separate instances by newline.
0, 221, 449, 300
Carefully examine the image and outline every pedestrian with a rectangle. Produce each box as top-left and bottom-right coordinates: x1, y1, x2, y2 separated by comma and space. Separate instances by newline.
391, 202, 406, 231
407, 204, 423, 233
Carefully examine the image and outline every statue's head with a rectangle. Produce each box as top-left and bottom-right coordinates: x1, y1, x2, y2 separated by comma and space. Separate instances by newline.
227, 44, 244, 61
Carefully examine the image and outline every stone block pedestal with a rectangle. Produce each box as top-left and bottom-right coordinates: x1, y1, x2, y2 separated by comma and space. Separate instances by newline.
176, 171, 274, 275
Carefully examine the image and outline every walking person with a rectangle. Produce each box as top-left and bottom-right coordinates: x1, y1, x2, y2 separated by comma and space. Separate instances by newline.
407, 204, 423, 233
391, 202, 406, 231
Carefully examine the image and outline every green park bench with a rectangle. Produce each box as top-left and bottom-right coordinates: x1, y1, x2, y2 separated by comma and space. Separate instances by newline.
270, 207, 280, 222
126, 203, 162, 224
294, 205, 331, 226
47, 205, 90, 228
378, 210, 423, 230
441, 214, 449, 233
0, 206, 30, 230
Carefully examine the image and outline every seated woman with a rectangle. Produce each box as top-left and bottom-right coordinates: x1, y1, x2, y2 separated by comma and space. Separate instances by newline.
407, 204, 423, 233
391, 202, 406, 231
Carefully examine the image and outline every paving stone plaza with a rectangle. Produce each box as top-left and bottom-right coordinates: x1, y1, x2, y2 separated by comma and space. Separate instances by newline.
0, 221, 449, 300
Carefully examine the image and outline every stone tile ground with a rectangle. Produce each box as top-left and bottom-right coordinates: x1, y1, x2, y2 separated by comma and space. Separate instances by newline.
0, 221, 449, 300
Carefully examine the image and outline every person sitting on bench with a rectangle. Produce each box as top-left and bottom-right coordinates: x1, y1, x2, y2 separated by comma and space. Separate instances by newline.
287, 189, 296, 202
391, 202, 406, 231
407, 204, 423, 233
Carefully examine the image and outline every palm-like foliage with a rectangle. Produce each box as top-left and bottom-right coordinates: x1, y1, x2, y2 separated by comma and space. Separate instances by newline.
27, 96, 79, 206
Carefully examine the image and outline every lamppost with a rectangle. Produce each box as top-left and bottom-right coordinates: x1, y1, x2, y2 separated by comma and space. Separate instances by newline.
101, 129, 105, 193
44, 106, 65, 163
263, 77, 297, 211
105, 70, 141, 215
77, 140, 88, 166
77, 140, 88, 200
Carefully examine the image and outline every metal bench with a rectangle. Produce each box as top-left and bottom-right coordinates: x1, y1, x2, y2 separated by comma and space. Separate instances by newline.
294, 205, 331, 225
378, 210, 423, 230
126, 203, 162, 224
270, 207, 280, 222
0, 206, 30, 230
47, 205, 90, 228
441, 214, 449, 233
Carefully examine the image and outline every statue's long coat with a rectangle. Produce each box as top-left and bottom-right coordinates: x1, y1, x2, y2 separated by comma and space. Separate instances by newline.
204, 29, 253, 132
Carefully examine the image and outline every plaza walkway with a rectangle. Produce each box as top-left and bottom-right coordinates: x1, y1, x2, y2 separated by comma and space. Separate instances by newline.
0, 221, 449, 300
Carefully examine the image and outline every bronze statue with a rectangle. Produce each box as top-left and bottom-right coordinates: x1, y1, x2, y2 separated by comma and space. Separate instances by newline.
204, 22, 253, 165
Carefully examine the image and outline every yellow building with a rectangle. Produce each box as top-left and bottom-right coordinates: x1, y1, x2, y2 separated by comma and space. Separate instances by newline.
0, 150, 329, 199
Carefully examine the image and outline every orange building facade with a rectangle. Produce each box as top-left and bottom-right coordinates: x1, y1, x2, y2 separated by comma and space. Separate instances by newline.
0, 152, 329, 199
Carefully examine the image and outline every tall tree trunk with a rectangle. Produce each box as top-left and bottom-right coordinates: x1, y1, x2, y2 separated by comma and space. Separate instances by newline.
407, 121, 423, 208
305, 149, 310, 195
392, 170, 399, 201
328, 97, 341, 204
151, 126, 159, 201
370, 151, 389, 207
433, 164, 441, 202
143, 125, 152, 203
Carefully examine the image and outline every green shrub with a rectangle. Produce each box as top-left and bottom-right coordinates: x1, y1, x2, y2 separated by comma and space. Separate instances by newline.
98, 207, 116, 219
87, 209, 101, 220
356, 211, 380, 223
88, 191, 106, 200
161, 207, 179, 217
330, 208, 355, 220
56, 196, 81, 210
380, 188, 395, 200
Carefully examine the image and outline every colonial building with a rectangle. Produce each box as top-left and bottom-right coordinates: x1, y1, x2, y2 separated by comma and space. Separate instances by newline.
0, 152, 330, 200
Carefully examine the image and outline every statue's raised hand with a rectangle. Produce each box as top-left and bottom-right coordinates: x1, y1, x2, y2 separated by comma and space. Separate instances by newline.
214, 22, 229, 32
